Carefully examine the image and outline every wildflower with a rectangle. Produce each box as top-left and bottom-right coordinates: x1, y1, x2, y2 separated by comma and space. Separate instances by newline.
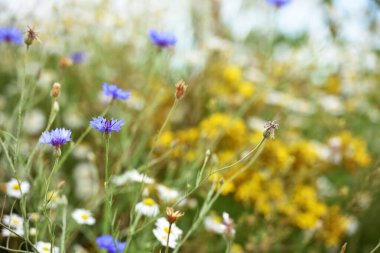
166, 207, 184, 224
35, 241, 59, 253
50, 82, 61, 98
148, 29, 177, 48
58, 57, 73, 68
0, 26, 23, 44
204, 214, 226, 234
267, 0, 292, 8
263, 120, 279, 139
40, 128, 71, 150
69, 51, 87, 64
96, 235, 126, 253
175, 80, 187, 100
24, 25, 39, 47
72, 209, 96, 225
89, 116, 124, 134
156, 184, 180, 203
112, 169, 155, 186
153, 217, 183, 248
102, 83, 131, 100
1, 214, 24, 237
6, 178, 30, 199
135, 198, 159, 217
222, 212, 236, 239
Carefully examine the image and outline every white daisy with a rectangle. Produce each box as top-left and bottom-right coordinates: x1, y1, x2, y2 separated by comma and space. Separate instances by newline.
6, 178, 30, 199
135, 198, 159, 217
35, 241, 59, 253
156, 184, 180, 204
204, 214, 226, 234
112, 169, 155, 186
1, 214, 24, 237
153, 217, 183, 249
72, 209, 96, 225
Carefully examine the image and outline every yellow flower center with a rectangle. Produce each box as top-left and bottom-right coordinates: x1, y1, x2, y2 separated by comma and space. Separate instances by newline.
143, 198, 156, 206
11, 218, 19, 225
81, 213, 89, 220
42, 247, 50, 251
12, 183, 20, 190
164, 226, 170, 234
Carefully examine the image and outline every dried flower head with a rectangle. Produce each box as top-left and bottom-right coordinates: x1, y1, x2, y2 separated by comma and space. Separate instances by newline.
175, 80, 187, 100
166, 207, 184, 224
50, 82, 61, 98
59, 57, 73, 68
24, 26, 39, 47
263, 120, 279, 139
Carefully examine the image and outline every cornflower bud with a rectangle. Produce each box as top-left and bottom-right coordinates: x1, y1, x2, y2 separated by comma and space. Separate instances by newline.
24, 26, 39, 48
51, 82, 61, 98
175, 80, 187, 100
166, 207, 184, 224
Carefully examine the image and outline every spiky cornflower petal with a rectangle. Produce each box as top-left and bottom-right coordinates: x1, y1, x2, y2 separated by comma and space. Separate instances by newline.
69, 51, 87, 64
39, 128, 71, 148
0, 26, 23, 44
96, 235, 126, 253
148, 29, 177, 48
267, 0, 291, 8
89, 116, 124, 134
102, 83, 131, 100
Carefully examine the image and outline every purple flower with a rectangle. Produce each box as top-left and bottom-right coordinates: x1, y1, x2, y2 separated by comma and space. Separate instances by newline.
0, 26, 23, 45
90, 116, 124, 134
267, 0, 291, 7
102, 83, 131, 100
148, 29, 176, 48
69, 51, 87, 64
40, 128, 71, 148
96, 235, 126, 253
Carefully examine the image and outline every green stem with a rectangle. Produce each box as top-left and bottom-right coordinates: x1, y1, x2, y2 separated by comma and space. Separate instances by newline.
60, 204, 67, 253
102, 135, 111, 234
123, 214, 141, 253
370, 240, 380, 253
225, 239, 232, 253
14, 47, 29, 167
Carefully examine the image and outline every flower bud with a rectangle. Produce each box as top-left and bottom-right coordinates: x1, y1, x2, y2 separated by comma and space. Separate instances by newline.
175, 80, 187, 100
59, 57, 73, 68
51, 82, 61, 98
24, 26, 39, 48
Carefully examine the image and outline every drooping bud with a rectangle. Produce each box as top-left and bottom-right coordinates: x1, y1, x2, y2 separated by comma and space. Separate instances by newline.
50, 82, 61, 98
166, 207, 184, 224
175, 80, 187, 100
24, 26, 39, 48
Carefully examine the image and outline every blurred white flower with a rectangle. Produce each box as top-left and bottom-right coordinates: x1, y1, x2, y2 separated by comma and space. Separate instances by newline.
72, 209, 96, 225
135, 198, 159, 217
35, 241, 59, 253
1, 214, 24, 237
112, 169, 154, 186
73, 163, 99, 200
6, 178, 30, 199
23, 109, 46, 135
204, 214, 225, 234
156, 184, 180, 204
152, 217, 183, 249
319, 95, 344, 115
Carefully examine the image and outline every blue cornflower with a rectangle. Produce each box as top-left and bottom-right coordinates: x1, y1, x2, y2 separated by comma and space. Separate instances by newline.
267, 0, 291, 7
69, 51, 87, 64
96, 235, 126, 253
148, 29, 177, 48
90, 116, 124, 134
102, 83, 131, 100
40, 128, 71, 148
0, 26, 23, 45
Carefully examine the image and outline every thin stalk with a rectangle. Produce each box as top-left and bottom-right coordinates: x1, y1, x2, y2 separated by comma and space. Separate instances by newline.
164, 223, 173, 253
102, 135, 111, 234
224, 239, 232, 253
123, 214, 141, 253
14, 47, 29, 166
60, 203, 67, 253
370, 240, 380, 253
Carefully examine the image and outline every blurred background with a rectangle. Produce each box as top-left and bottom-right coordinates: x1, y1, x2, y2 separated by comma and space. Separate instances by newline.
1, 0, 380, 252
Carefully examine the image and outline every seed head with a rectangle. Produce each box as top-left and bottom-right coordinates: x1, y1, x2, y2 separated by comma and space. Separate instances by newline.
166, 207, 184, 224
175, 80, 187, 100
24, 26, 39, 48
